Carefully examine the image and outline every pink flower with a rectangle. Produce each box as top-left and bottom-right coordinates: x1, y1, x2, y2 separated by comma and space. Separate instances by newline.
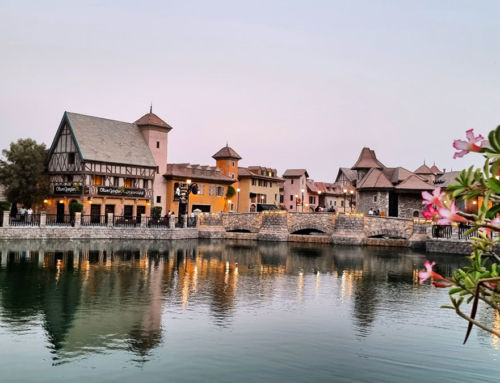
418, 260, 445, 284
422, 205, 439, 220
437, 201, 468, 225
453, 129, 485, 159
422, 187, 445, 208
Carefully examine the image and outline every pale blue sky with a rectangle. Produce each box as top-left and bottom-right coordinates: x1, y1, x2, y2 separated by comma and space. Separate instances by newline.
1, 0, 499, 179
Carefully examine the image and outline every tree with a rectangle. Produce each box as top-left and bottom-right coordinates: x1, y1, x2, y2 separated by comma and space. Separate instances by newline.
0, 138, 50, 207
420, 127, 500, 343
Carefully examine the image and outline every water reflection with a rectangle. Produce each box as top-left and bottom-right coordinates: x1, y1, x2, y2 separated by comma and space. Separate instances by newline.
0, 239, 469, 365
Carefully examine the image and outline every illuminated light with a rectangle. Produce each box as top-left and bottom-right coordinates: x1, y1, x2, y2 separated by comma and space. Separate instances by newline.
228, 200, 232, 204
350, 190, 354, 195
88, 200, 93, 204
43, 199, 48, 204
318, 191, 322, 195
496, 176, 500, 180
146, 202, 151, 206
472, 200, 477, 205
343, 189, 347, 193
186, 179, 192, 185
59, 200, 64, 204
237, 188, 240, 192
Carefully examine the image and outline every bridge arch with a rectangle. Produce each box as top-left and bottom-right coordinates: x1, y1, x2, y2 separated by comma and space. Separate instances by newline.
289, 222, 331, 235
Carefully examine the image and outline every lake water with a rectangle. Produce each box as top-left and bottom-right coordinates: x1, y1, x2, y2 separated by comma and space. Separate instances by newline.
0, 239, 499, 382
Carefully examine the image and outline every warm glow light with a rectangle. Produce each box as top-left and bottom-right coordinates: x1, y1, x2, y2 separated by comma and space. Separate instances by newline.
261, 196, 264, 199
301, 189, 304, 193
43, 199, 48, 204
59, 200, 64, 204
343, 189, 347, 193
237, 188, 240, 192
496, 176, 500, 180
318, 191, 322, 195
228, 200, 232, 204
187, 179, 192, 185
146, 202, 151, 206
472, 200, 477, 205
350, 190, 354, 194
295, 194, 298, 198
88, 200, 92, 204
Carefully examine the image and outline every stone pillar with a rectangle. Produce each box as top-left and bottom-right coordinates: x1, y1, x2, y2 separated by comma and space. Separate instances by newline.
107, 213, 113, 227
2, 211, 9, 227
169, 217, 175, 229
195, 214, 200, 228
183, 214, 188, 228
451, 225, 459, 240
40, 212, 46, 227
140, 213, 146, 228
74, 212, 81, 228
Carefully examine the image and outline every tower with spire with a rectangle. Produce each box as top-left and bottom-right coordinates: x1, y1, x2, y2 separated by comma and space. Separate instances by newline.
135, 106, 173, 212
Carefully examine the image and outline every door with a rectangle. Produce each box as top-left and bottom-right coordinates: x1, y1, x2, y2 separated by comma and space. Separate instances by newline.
91, 204, 101, 223
105, 205, 115, 223
124, 205, 133, 219
388, 192, 398, 217
56, 202, 65, 223
136, 206, 146, 223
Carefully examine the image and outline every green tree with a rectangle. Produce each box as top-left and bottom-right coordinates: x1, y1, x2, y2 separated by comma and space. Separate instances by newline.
0, 138, 50, 207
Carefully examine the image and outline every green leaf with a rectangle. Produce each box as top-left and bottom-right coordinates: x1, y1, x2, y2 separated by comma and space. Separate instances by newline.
449, 287, 463, 295
487, 178, 500, 194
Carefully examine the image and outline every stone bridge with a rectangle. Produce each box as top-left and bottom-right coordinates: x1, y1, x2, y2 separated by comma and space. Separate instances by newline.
198, 212, 429, 246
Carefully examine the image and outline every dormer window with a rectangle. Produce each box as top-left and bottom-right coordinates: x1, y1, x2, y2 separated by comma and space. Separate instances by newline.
68, 152, 75, 165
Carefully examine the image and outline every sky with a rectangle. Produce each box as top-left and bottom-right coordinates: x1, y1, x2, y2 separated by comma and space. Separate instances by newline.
1, 0, 499, 180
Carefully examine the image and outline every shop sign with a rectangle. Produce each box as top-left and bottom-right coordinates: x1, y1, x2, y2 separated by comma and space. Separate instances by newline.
97, 187, 145, 197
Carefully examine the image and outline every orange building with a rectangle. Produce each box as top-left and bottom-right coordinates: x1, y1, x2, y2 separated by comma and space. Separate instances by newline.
164, 164, 235, 214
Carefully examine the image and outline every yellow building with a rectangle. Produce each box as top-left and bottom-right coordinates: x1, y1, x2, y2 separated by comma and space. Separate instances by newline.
237, 166, 283, 212
165, 163, 235, 214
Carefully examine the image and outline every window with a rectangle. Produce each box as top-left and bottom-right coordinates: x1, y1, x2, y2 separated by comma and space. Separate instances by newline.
216, 186, 224, 196
65, 175, 73, 183
373, 195, 378, 202
114, 177, 119, 187
252, 179, 256, 186
199, 184, 205, 195
290, 205, 293, 209
280, 195, 284, 203
269, 182, 272, 188
209, 185, 216, 196
330, 201, 333, 206
124, 178, 133, 188
291, 180, 294, 185
334, 201, 337, 206
232, 161, 235, 167
156, 141, 160, 149
341, 201, 344, 207
263, 181, 267, 187
143, 179, 148, 188
309, 196, 316, 204
93, 175, 102, 186
68, 153, 75, 165
275, 194, 278, 201
290, 195, 293, 201
156, 196, 161, 203
231, 174, 235, 179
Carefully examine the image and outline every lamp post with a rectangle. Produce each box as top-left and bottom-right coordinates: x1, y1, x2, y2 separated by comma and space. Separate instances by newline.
260, 195, 264, 206
295, 194, 298, 212
350, 190, 354, 213
301, 189, 304, 212
318, 190, 322, 211
228, 200, 232, 212
343, 188, 347, 213
186, 179, 192, 216
237, 188, 240, 212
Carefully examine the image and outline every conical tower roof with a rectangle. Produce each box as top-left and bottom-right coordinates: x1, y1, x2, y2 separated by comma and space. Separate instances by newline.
212, 144, 242, 160
352, 147, 384, 169
135, 107, 173, 131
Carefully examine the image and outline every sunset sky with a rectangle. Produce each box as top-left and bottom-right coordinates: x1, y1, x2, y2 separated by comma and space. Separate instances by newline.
1, 0, 499, 180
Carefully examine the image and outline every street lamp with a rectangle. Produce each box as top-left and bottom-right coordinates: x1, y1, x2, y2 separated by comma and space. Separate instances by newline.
228, 200, 232, 212
186, 179, 192, 216
260, 195, 265, 206
301, 189, 304, 212
350, 190, 354, 213
343, 189, 347, 213
237, 188, 240, 212
295, 194, 299, 212
318, 190, 322, 210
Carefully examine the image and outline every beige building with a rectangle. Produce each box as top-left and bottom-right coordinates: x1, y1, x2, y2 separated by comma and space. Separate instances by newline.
237, 166, 283, 212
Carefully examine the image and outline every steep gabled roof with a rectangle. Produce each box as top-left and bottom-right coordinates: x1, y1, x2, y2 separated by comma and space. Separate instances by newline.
212, 145, 242, 160
383, 167, 413, 184
335, 167, 357, 183
282, 169, 309, 178
414, 164, 434, 174
352, 147, 384, 169
51, 112, 157, 168
395, 174, 434, 190
430, 164, 442, 174
357, 168, 393, 189
135, 111, 173, 130
238, 166, 283, 182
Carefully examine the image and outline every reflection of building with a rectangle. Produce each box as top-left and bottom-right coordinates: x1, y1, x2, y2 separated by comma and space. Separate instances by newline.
46, 109, 173, 217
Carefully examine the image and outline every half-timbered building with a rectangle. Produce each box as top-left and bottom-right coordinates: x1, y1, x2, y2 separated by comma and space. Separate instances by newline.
46, 110, 172, 219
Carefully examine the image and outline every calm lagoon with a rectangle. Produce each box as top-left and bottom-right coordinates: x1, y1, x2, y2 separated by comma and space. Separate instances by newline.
0, 239, 499, 382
